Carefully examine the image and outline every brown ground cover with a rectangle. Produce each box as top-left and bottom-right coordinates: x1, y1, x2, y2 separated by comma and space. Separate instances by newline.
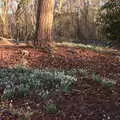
0, 45, 120, 120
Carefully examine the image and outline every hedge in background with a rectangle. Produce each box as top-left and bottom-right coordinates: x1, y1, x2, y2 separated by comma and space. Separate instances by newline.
97, 0, 120, 43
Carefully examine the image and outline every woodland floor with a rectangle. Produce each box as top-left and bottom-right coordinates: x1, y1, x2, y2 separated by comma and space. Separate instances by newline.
0, 43, 120, 120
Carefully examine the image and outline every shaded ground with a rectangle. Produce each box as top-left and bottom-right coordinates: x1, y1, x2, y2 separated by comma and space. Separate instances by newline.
0, 44, 120, 120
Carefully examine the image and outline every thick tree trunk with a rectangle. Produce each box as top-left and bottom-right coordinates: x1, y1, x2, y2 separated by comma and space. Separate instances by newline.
35, 0, 54, 51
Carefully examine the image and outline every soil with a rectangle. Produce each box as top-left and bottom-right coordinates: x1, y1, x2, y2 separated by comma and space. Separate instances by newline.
0, 45, 120, 120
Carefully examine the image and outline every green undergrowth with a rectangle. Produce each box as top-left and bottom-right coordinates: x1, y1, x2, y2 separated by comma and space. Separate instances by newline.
0, 66, 116, 101
67, 68, 116, 87
76, 68, 116, 87
0, 66, 116, 116
0, 66, 77, 100
92, 73, 116, 87
0, 66, 116, 100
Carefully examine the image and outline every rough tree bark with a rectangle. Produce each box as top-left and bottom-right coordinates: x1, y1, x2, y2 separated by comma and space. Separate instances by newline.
35, 0, 55, 51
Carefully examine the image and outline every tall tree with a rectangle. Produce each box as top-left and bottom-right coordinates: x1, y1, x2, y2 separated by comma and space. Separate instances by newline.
0, 0, 9, 37
35, 0, 54, 51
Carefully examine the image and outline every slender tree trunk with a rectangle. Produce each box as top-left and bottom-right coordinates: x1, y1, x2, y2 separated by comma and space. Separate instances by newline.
35, 0, 54, 51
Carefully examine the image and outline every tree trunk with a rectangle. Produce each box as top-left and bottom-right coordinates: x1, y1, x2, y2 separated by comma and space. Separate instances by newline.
35, 0, 54, 51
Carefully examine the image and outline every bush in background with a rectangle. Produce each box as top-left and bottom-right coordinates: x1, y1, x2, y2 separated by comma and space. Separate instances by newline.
97, 0, 120, 44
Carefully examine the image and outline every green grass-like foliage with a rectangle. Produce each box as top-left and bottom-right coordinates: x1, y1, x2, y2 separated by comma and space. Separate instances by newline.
0, 66, 77, 100
92, 73, 116, 87
44, 103, 57, 114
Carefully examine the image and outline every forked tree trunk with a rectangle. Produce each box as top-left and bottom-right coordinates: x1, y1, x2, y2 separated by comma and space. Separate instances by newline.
35, 0, 54, 51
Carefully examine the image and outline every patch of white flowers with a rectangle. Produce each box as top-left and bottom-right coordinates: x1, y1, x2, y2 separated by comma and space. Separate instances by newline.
0, 67, 77, 100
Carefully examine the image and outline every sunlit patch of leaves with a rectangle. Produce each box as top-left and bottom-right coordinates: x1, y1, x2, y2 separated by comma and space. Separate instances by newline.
56, 42, 112, 53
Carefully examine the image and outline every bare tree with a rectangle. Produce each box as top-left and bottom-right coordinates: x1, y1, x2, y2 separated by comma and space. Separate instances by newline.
35, 0, 54, 51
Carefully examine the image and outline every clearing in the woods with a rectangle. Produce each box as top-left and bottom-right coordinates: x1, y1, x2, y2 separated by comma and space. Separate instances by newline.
0, 41, 120, 120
